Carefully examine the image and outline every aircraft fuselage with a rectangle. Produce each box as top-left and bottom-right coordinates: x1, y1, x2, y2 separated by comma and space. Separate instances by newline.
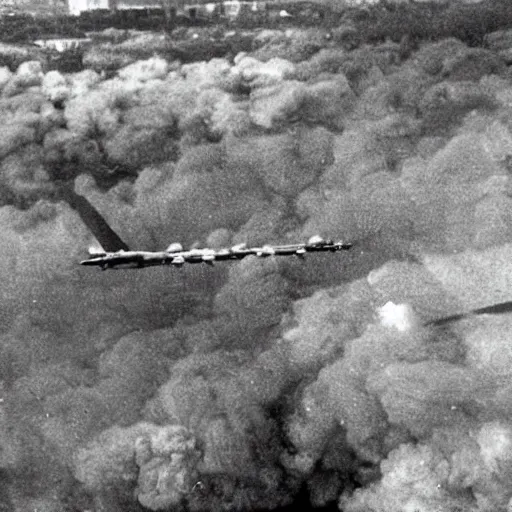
80, 240, 353, 270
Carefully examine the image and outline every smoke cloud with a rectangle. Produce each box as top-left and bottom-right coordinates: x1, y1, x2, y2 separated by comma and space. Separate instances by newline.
3, 12, 512, 512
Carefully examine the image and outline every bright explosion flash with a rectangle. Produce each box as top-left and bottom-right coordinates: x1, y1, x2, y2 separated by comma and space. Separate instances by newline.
377, 301, 416, 332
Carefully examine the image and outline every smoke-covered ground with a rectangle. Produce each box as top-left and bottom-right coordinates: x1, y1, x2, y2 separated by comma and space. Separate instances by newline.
4, 13, 512, 512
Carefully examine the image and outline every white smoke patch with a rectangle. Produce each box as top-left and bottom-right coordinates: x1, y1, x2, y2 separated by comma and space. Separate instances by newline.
377, 301, 417, 332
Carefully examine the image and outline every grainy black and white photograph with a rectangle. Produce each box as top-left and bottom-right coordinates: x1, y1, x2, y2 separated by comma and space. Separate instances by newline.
1, 0, 512, 510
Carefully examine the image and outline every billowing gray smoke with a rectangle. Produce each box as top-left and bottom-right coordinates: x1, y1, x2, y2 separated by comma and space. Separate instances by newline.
2, 17, 512, 512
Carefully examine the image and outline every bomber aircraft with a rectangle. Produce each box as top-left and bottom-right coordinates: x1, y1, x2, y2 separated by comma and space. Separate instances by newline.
69, 187, 512, 326
80, 237, 353, 270
67, 188, 352, 271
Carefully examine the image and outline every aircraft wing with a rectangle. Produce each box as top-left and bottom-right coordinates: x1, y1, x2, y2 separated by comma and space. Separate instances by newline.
471, 300, 512, 316
427, 300, 512, 326
62, 187, 130, 252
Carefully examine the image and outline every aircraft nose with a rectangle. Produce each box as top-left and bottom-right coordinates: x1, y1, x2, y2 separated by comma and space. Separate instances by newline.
80, 258, 99, 266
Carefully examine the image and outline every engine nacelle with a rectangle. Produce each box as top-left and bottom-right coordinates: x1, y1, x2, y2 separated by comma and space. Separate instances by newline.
171, 255, 185, 266
167, 243, 183, 253
307, 235, 324, 246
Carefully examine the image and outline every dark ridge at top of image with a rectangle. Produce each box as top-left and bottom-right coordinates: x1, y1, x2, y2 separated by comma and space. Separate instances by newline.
0, 0, 511, 76
1, 0, 512, 42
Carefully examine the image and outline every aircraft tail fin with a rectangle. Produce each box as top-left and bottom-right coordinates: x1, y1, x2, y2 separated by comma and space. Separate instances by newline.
61, 186, 130, 252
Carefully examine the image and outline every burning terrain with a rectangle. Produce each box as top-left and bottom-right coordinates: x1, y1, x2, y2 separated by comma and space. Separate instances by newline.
3, 4, 512, 511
